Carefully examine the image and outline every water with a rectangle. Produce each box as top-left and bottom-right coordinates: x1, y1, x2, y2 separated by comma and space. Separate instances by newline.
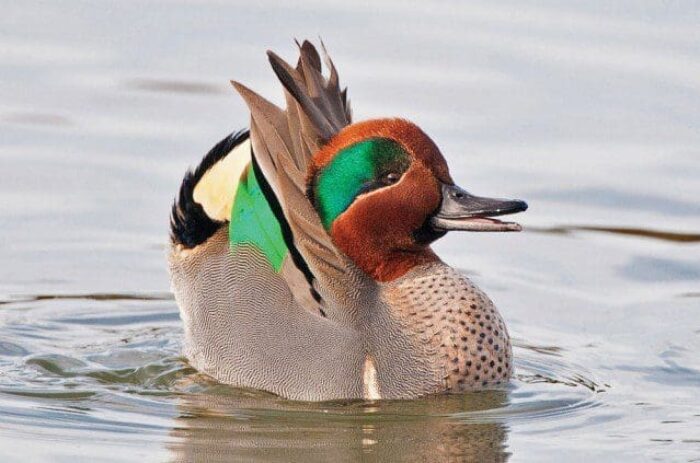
1, 1, 699, 461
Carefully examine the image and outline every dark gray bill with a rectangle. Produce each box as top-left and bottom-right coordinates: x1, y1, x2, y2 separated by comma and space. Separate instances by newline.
431, 183, 528, 232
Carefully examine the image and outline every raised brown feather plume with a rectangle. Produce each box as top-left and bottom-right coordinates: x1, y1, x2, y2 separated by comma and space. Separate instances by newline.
231, 40, 368, 318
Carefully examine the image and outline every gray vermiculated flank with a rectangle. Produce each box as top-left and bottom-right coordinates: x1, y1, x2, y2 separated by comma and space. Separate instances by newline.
169, 229, 365, 401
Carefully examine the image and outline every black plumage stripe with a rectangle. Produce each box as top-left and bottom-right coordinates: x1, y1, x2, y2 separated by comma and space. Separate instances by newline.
251, 155, 319, 298
170, 129, 250, 248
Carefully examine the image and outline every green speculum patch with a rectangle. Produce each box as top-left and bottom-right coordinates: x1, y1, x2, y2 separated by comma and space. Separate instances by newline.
229, 163, 288, 272
313, 137, 410, 230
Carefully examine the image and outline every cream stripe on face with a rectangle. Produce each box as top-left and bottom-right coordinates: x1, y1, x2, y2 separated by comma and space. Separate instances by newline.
193, 139, 252, 221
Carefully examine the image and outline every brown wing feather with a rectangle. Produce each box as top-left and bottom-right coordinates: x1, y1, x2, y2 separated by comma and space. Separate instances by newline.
232, 40, 371, 315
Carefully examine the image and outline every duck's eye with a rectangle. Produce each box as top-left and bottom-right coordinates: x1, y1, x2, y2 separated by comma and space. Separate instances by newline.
382, 172, 401, 185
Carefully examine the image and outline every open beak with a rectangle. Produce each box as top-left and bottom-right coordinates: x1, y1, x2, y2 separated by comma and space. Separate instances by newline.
431, 183, 528, 232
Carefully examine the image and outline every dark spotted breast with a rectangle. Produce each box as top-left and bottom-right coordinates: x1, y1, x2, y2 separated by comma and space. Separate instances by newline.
383, 264, 513, 392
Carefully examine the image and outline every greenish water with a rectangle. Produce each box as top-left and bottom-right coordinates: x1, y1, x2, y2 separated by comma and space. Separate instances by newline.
1, 1, 699, 461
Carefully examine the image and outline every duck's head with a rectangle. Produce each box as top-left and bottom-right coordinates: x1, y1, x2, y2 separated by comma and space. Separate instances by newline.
308, 118, 527, 282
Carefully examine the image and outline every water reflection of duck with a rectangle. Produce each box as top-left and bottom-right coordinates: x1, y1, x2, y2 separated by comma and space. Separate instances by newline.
168, 40, 527, 401
167, 389, 509, 462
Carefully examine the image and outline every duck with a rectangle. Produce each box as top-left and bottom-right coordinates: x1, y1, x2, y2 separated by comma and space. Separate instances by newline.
168, 40, 527, 401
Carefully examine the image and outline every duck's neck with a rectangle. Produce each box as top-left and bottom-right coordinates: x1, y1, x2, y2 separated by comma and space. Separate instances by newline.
330, 222, 441, 282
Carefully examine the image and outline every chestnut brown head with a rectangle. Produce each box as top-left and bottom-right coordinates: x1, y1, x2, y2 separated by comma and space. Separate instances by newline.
308, 118, 527, 282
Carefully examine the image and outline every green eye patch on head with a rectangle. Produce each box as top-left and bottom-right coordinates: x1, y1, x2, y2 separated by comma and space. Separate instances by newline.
312, 137, 411, 230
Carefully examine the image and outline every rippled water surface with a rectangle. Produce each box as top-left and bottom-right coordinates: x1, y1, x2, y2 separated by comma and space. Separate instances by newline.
1, 1, 699, 461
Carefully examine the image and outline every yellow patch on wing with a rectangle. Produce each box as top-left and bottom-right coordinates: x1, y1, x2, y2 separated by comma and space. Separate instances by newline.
193, 138, 252, 221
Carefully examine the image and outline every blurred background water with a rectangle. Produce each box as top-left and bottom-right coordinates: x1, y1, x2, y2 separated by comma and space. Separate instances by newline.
1, 1, 699, 461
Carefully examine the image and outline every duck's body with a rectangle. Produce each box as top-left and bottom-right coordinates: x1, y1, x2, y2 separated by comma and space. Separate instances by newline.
169, 42, 525, 401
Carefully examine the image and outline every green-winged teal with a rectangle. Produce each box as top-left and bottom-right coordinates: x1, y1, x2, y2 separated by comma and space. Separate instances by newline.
168, 41, 527, 401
